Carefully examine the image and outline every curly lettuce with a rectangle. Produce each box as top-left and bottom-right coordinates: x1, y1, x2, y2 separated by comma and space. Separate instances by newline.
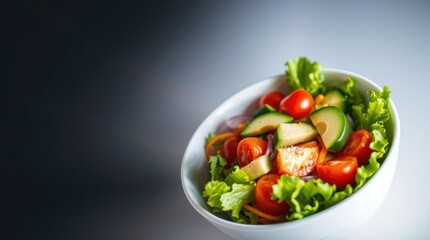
285, 57, 326, 97
203, 155, 256, 220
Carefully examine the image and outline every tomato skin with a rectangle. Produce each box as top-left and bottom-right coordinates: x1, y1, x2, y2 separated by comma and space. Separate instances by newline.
220, 136, 240, 167
338, 129, 373, 166
277, 142, 319, 177
237, 137, 268, 167
279, 89, 314, 119
259, 91, 285, 110
317, 156, 358, 189
254, 174, 290, 215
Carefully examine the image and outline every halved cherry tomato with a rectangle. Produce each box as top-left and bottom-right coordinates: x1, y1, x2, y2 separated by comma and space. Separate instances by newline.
276, 142, 319, 177
317, 156, 358, 189
279, 89, 314, 119
259, 91, 285, 110
338, 129, 373, 166
220, 136, 240, 167
237, 137, 267, 167
254, 174, 290, 215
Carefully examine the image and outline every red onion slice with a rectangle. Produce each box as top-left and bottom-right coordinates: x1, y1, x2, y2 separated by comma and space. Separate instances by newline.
226, 114, 252, 130
265, 134, 274, 156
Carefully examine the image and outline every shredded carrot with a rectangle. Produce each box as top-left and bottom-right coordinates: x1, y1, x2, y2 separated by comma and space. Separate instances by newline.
205, 124, 244, 160
242, 204, 282, 222
314, 94, 324, 106
205, 131, 236, 160
316, 136, 328, 165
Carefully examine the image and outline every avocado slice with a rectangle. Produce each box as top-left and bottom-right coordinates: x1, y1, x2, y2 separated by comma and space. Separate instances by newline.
240, 155, 271, 180
309, 106, 350, 152
241, 112, 293, 137
273, 122, 318, 149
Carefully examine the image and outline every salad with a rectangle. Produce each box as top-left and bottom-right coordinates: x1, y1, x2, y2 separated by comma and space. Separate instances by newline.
202, 57, 391, 224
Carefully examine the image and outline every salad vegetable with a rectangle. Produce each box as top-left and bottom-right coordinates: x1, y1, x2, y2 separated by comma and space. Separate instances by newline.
202, 57, 392, 224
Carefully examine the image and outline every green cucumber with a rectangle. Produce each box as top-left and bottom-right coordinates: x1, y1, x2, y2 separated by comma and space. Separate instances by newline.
273, 123, 318, 149
253, 104, 276, 118
241, 112, 293, 137
309, 106, 350, 152
240, 155, 271, 180
321, 88, 348, 113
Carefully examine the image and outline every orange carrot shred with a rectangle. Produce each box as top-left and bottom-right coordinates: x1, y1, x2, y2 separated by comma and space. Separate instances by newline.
242, 204, 282, 222
205, 124, 244, 160
316, 136, 328, 165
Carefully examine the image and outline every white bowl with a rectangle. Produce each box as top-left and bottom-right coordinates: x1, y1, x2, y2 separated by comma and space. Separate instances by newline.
181, 69, 400, 240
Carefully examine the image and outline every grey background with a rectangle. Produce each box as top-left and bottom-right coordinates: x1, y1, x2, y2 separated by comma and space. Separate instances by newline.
9, 0, 430, 239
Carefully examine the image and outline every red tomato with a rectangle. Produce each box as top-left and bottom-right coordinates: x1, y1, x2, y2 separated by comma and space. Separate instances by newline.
276, 142, 318, 177
317, 156, 358, 189
254, 174, 290, 215
220, 136, 240, 167
279, 89, 314, 119
259, 91, 285, 110
338, 129, 373, 166
236, 137, 267, 167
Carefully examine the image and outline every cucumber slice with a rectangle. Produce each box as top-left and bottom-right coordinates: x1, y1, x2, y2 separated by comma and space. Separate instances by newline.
309, 106, 350, 152
253, 104, 276, 118
241, 112, 293, 137
321, 88, 348, 113
273, 123, 318, 149
240, 155, 271, 180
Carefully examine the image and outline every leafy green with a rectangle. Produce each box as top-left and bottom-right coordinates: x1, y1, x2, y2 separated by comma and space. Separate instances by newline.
351, 86, 391, 131
272, 176, 337, 220
203, 181, 229, 212
225, 166, 250, 185
203, 155, 255, 220
351, 86, 391, 188
220, 183, 255, 218
209, 155, 227, 181
338, 76, 364, 108
285, 57, 326, 97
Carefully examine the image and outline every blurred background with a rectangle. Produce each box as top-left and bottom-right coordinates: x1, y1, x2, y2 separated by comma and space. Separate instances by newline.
8, 0, 430, 239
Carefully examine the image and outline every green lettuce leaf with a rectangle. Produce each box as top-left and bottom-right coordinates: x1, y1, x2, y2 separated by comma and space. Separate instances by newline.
285, 57, 326, 97
220, 183, 255, 218
209, 155, 227, 181
225, 166, 250, 186
351, 86, 391, 131
338, 76, 364, 108
203, 181, 230, 212
272, 176, 337, 220
351, 86, 391, 188
203, 162, 255, 220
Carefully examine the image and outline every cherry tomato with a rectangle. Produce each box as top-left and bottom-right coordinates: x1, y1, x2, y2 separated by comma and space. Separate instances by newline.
279, 89, 314, 119
237, 137, 267, 167
317, 156, 358, 189
254, 174, 290, 215
276, 142, 318, 177
338, 129, 373, 166
220, 136, 240, 167
259, 91, 285, 110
